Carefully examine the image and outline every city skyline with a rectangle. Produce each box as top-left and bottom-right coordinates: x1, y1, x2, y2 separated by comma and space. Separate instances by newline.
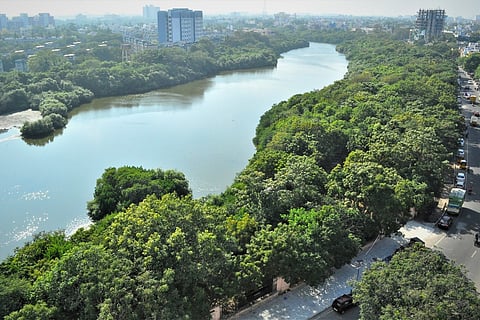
1, 0, 479, 19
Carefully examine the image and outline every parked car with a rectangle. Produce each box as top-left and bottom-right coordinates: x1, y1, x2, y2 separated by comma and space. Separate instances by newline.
458, 149, 465, 158
456, 172, 466, 189
456, 180, 466, 189
437, 215, 453, 230
459, 160, 468, 170
458, 138, 465, 147
332, 293, 357, 314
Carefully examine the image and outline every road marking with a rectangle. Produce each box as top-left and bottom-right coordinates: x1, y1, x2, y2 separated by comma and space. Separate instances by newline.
472, 251, 477, 258
434, 235, 446, 246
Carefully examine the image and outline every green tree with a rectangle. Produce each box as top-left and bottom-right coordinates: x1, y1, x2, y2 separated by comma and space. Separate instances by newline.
27, 50, 65, 73
462, 52, 480, 74
0, 275, 32, 318
0, 88, 29, 114
327, 151, 411, 235
34, 245, 126, 320
0, 231, 72, 281
242, 207, 360, 287
20, 117, 54, 138
39, 98, 68, 117
4, 301, 57, 320
87, 166, 191, 221
368, 123, 449, 195
102, 194, 237, 319
354, 246, 480, 320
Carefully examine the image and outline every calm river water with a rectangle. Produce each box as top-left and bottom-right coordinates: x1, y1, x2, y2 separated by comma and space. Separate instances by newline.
0, 42, 347, 260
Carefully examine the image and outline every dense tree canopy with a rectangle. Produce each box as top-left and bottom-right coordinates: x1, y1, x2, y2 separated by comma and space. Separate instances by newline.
1, 26, 473, 319
87, 166, 191, 221
354, 246, 480, 319
461, 52, 480, 74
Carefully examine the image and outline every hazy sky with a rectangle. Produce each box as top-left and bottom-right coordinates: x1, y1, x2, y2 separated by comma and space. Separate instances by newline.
1, 0, 479, 19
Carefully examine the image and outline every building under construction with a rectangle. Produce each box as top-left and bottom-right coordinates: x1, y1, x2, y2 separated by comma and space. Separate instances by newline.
415, 9, 446, 42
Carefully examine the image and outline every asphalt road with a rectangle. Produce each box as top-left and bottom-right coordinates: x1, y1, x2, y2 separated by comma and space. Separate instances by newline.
437, 70, 480, 290
310, 305, 359, 320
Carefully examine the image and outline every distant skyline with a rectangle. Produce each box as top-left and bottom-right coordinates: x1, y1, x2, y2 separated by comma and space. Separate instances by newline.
1, 0, 479, 19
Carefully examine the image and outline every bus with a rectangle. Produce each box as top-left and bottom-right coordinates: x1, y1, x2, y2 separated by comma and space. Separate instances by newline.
446, 188, 466, 215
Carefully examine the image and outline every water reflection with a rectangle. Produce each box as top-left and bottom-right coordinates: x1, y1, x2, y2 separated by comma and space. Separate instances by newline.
23, 128, 64, 146
69, 76, 217, 116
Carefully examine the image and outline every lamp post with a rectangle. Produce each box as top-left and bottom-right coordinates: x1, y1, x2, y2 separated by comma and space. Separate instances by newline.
351, 259, 363, 282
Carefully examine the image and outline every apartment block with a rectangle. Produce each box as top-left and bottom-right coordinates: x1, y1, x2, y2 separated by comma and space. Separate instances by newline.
157, 8, 203, 45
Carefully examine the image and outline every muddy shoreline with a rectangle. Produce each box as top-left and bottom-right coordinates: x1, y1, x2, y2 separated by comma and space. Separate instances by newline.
0, 109, 42, 131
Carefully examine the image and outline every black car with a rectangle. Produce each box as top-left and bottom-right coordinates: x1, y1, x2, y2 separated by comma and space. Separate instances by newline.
332, 293, 357, 314
437, 215, 453, 230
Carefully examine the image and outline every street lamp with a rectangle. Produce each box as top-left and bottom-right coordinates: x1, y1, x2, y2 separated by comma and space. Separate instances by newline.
351, 259, 363, 282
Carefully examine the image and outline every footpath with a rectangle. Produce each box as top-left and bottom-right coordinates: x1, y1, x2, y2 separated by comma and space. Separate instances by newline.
230, 220, 440, 320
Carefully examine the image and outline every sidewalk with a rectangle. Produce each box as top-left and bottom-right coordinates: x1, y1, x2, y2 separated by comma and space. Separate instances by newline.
229, 219, 441, 320
230, 234, 407, 320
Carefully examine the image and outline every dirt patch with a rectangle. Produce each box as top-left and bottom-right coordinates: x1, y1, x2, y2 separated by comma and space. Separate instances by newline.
0, 110, 42, 130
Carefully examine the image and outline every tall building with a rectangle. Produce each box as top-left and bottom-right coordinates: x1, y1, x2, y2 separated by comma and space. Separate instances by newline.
143, 5, 160, 21
415, 9, 446, 42
36, 13, 54, 27
157, 8, 203, 45
0, 14, 7, 30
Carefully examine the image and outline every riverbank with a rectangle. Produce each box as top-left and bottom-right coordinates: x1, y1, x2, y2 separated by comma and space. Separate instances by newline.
0, 43, 348, 261
0, 109, 42, 131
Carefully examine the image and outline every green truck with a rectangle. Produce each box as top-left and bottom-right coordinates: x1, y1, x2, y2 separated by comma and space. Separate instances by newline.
446, 188, 466, 215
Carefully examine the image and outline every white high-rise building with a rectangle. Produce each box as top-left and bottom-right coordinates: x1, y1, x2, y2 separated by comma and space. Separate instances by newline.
143, 5, 160, 21
157, 8, 203, 44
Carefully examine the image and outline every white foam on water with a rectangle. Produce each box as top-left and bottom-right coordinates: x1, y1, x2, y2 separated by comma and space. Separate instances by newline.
65, 216, 93, 237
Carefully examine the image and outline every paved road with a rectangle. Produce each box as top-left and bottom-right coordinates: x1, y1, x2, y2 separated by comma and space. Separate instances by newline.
231, 236, 404, 320
310, 305, 359, 320
442, 69, 480, 290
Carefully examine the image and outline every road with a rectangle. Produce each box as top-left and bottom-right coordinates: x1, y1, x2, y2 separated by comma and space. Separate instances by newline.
436, 68, 480, 290
310, 306, 359, 320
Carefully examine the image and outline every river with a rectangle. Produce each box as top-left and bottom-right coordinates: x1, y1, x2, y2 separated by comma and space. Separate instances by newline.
0, 42, 347, 260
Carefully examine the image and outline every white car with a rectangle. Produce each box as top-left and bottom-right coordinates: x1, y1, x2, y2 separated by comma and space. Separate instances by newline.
457, 172, 465, 183
456, 172, 466, 189
456, 180, 466, 189
458, 149, 465, 158
458, 138, 465, 147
